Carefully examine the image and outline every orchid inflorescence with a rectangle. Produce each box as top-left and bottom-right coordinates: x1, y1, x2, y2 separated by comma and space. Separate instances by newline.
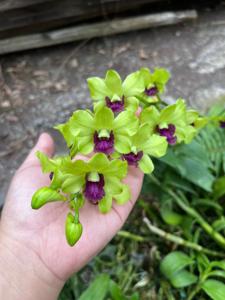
31, 68, 216, 246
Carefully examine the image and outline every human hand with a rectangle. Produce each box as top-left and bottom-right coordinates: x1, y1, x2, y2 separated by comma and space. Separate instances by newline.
0, 133, 143, 300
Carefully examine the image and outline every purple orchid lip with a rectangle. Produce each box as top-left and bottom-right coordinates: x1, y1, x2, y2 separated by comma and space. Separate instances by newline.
145, 86, 158, 97
105, 96, 125, 113
157, 124, 177, 145
84, 174, 105, 204
220, 121, 225, 128
94, 131, 114, 155
122, 151, 143, 167
49, 172, 54, 180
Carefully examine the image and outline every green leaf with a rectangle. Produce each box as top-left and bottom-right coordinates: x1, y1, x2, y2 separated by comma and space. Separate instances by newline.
130, 293, 140, 300
209, 260, 225, 271
192, 198, 223, 213
160, 204, 183, 226
160, 146, 215, 192
65, 213, 83, 246
78, 274, 110, 300
87, 77, 111, 100
138, 154, 154, 174
31, 187, 65, 209
213, 177, 225, 199
109, 280, 126, 300
212, 217, 225, 232
160, 251, 194, 279
169, 269, 197, 288
202, 279, 225, 300
207, 270, 225, 280
105, 70, 123, 95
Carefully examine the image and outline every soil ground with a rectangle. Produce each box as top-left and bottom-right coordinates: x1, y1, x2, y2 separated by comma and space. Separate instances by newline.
1, 5, 225, 204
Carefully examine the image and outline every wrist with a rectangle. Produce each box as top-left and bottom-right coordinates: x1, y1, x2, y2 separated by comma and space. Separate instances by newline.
0, 229, 64, 300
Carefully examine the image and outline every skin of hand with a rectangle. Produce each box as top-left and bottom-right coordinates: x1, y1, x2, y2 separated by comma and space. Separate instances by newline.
0, 133, 144, 300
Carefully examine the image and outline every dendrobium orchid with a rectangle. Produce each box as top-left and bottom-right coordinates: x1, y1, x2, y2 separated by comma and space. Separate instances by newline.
137, 68, 170, 104
122, 124, 167, 173
87, 69, 144, 113
31, 68, 208, 246
140, 99, 200, 145
56, 106, 138, 157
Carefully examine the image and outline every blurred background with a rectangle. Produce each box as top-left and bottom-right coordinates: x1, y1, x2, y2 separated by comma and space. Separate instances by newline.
0, 0, 225, 205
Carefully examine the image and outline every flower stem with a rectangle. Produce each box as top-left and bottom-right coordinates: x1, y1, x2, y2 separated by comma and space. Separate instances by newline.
147, 174, 225, 249
187, 283, 202, 300
117, 230, 147, 242
143, 217, 225, 258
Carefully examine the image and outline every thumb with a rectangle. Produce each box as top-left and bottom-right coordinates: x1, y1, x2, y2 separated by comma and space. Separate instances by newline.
18, 133, 55, 172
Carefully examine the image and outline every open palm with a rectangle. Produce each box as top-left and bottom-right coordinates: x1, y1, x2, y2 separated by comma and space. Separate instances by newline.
1, 133, 143, 282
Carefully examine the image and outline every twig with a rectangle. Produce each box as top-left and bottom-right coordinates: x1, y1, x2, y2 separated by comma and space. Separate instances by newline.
143, 217, 225, 258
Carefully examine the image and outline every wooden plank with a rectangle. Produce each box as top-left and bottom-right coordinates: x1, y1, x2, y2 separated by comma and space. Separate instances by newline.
0, 0, 162, 12
0, 0, 165, 38
0, 0, 53, 11
0, 10, 197, 55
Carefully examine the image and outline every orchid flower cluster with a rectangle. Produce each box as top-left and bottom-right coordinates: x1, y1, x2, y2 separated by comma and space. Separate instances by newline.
31, 68, 208, 246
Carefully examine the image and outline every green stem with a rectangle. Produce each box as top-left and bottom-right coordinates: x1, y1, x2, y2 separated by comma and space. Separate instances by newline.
73, 195, 80, 224
117, 230, 147, 242
187, 283, 202, 300
148, 174, 225, 249
143, 217, 225, 258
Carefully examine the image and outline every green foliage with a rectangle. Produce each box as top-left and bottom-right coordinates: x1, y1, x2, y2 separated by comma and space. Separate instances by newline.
202, 280, 225, 300
160, 252, 197, 288
78, 275, 110, 300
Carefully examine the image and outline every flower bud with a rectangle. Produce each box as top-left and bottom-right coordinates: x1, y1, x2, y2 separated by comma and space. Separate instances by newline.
65, 213, 83, 246
31, 187, 64, 209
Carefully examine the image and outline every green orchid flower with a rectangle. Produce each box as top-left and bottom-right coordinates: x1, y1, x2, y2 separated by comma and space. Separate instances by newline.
140, 99, 197, 145
60, 153, 130, 213
186, 109, 209, 130
138, 67, 170, 104
31, 151, 70, 209
56, 106, 139, 157
87, 69, 144, 113
121, 123, 168, 173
